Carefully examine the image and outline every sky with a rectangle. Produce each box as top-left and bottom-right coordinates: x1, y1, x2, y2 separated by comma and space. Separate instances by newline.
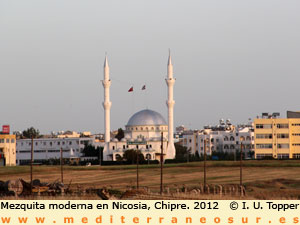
1, 0, 300, 134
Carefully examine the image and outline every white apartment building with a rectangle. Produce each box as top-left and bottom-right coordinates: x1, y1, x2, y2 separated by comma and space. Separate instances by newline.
16, 137, 97, 165
182, 119, 254, 157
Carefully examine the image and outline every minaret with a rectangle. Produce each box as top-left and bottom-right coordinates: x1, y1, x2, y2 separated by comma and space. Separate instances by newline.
165, 50, 176, 159
102, 54, 112, 159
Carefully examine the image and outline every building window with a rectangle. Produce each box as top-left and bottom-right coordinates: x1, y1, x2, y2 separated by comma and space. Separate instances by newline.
277, 134, 289, 139
256, 154, 273, 159
189, 139, 192, 143
278, 154, 289, 159
256, 134, 272, 139
6, 139, 9, 143
43, 142, 46, 146
123, 145, 125, 149
224, 136, 229, 141
69, 141, 72, 145
58, 142, 60, 145
230, 136, 235, 141
256, 144, 273, 149
292, 124, 300, 126
50, 142, 52, 146
146, 154, 151, 160
35, 142, 37, 146
62, 141, 65, 145
113, 146, 115, 150
11, 139, 15, 143
256, 124, 272, 129
0, 139, 4, 143
277, 124, 289, 129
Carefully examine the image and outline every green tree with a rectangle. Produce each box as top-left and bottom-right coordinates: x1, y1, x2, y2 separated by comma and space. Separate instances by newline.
82, 144, 102, 157
22, 127, 40, 138
115, 128, 124, 141
123, 149, 145, 164
174, 143, 188, 161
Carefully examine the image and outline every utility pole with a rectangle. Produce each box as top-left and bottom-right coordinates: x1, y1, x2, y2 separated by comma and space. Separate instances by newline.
160, 132, 163, 195
203, 139, 207, 190
136, 148, 139, 190
240, 141, 243, 195
60, 147, 64, 183
30, 136, 33, 194
99, 147, 102, 166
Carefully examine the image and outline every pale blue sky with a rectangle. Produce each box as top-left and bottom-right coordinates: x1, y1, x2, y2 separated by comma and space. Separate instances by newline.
1, 0, 300, 133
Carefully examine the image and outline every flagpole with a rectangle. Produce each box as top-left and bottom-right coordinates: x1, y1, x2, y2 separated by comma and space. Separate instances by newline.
132, 85, 134, 114
145, 83, 148, 109
128, 86, 134, 114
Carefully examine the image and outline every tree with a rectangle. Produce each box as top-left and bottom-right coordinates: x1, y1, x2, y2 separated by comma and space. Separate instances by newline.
22, 127, 40, 138
115, 128, 124, 141
82, 144, 102, 157
123, 149, 145, 164
174, 143, 188, 161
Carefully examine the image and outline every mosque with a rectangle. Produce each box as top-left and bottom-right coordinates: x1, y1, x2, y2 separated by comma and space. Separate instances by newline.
101, 53, 176, 161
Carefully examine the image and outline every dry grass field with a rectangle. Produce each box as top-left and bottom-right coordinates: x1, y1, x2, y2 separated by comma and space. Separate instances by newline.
1, 160, 300, 199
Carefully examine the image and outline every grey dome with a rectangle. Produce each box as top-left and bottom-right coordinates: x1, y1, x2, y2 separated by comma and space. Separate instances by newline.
127, 109, 167, 126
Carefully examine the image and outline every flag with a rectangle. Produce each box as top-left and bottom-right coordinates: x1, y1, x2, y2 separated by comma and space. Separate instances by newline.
141, 85, 146, 90
128, 87, 133, 92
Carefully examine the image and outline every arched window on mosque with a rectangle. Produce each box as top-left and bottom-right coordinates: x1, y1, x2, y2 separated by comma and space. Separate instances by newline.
115, 154, 122, 161
146, 154, 151, 160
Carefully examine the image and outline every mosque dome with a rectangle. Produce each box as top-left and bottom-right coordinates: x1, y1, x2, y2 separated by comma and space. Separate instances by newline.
127, 109, 167, 126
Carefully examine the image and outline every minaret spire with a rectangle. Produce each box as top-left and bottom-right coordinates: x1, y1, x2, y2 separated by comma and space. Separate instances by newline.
167, 49, 173, 78
165, 50, 176, 159
102, 53, 112, 160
